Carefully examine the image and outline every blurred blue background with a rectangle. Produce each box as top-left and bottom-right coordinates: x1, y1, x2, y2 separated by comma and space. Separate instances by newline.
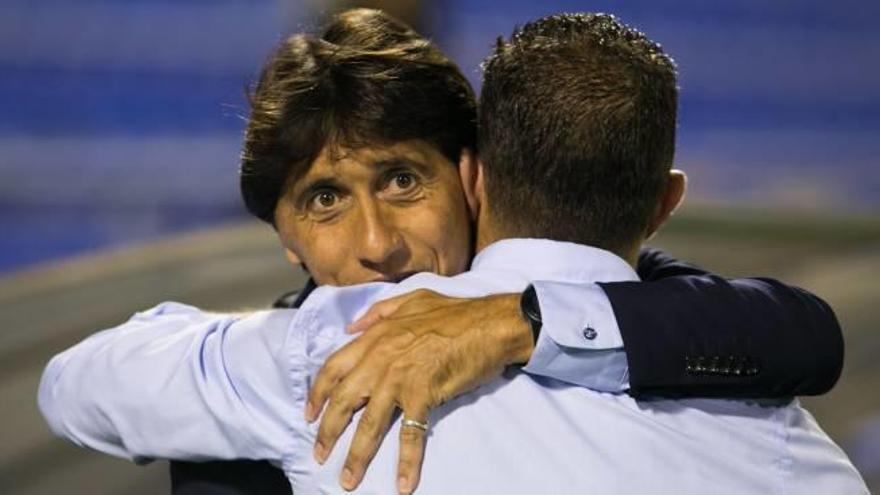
1, 0, 878, 274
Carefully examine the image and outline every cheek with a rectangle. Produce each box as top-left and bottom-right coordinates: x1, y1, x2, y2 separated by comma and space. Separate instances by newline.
279, 223, 353, 285
410, 189, 473, 275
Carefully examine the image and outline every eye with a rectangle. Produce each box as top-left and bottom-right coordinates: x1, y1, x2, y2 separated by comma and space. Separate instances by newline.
389, 171, 418, 192
309, 190, 339, 211
395, 173, 412, 188
317, 191, 336, 207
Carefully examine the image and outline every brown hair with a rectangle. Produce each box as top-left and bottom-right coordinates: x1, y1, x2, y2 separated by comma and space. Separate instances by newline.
479, 13, 678, 253
240, 8, 477, 224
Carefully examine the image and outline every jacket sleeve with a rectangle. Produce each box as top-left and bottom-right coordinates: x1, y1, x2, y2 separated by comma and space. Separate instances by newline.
599, 246, 843, 398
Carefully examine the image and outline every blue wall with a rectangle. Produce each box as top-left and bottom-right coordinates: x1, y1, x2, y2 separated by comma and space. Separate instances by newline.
440, 0, 880, 209
1, 0, 878, 273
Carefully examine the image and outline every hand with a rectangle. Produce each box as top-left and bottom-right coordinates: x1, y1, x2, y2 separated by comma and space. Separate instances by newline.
305, 289, 534, 493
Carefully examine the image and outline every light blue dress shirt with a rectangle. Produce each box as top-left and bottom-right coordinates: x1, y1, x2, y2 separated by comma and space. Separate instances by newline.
39, 239, 867, 494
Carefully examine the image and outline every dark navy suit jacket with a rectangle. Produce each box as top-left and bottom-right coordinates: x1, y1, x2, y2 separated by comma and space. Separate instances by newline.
169, 247, 843, 494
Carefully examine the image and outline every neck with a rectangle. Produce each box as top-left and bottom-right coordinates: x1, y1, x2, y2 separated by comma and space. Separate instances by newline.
474, 224, 501, 255
472, 206, 501, 255
474, 214, 641, 270
618, 244, 640, 269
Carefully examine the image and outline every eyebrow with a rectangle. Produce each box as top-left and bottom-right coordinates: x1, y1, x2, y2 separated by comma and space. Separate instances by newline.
292, 176, 342, 206
372, 157, 435, 177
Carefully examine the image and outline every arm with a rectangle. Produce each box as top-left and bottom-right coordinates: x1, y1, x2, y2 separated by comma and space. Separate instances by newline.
310, 248, 844, 491
527, 246, 843, 397
168, 284, 320, 495
600, 246, 843, 397
38, 302, 300, 463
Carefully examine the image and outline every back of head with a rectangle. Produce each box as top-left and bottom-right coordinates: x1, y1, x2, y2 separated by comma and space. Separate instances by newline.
479, 13, 677, 255
241, 8, 477, 225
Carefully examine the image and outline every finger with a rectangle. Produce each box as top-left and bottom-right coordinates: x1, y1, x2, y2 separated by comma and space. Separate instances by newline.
397, 401, 430, 495
347, 292, 416, 334
307, 356, 346, 422
348, 289, 452, 334
314, 387, 367, 465
340, 387, 398, 491
307, 339, 370, 422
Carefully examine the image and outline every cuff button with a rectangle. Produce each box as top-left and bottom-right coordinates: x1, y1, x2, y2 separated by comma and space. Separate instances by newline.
583, 327, 597, 340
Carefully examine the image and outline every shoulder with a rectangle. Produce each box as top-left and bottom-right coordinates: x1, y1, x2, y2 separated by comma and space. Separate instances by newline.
380, 271, 506, 300
273, 278, 319, 309
272, 290, 303, 309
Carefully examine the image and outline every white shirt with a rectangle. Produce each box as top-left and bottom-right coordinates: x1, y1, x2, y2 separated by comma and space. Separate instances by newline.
39, 239, 867, 494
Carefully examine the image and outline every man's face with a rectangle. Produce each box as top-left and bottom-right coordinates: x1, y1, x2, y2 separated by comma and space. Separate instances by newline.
274, 140, 473, 286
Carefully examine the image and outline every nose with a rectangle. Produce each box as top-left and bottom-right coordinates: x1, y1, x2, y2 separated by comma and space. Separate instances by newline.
356, 200, 407, 273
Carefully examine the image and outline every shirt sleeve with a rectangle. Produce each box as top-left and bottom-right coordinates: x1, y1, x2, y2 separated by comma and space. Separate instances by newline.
521, 281, 630, 392
37, 302, 302, 465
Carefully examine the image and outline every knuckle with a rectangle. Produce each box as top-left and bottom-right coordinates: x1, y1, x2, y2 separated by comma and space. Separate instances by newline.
398, 455, 419, 475
316, 424, 333, 442
327, 386, 356, 417
320, 402, 344, 424
319, 416, 345, 440
378, 296, 399, 309
365, 307, 384, 321
400, 381, 428, 401
412, 385, 439, 408
328, 386, 351, 406
358, 410, 379, 433
409, 370, 435, 390
401, 386, 434, 411
368, 320, 391, 337
388, 359, 412, 376
313, 365, 334, 386
321, 359, 344, 381
399, 427, 424, 443
369, 340, 393, 360
307, 384, 324, 404
346, 451, 365, 467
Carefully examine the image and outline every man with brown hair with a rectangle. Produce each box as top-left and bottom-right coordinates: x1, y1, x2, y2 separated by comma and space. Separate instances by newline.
40, 10, 855, 494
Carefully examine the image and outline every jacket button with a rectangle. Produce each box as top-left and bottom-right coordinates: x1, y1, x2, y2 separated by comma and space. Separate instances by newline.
583, 327, 597, 340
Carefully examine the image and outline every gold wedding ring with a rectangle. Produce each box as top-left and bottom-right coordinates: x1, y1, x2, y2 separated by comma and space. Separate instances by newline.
401, 418, 429, 431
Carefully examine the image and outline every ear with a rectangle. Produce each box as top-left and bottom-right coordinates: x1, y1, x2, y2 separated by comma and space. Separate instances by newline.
645, 169, 686, 239
283, 248, 302, 266
458, 148, 482, 221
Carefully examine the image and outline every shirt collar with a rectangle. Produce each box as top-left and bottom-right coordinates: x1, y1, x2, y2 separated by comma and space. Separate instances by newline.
470, 238, 640, 284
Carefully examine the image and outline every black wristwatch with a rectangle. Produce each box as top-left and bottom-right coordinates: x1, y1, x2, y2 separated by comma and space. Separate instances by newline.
520, 285, 543, 344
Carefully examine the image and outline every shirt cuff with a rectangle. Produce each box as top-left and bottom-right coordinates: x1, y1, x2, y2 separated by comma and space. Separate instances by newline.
521, 281, 630, 392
